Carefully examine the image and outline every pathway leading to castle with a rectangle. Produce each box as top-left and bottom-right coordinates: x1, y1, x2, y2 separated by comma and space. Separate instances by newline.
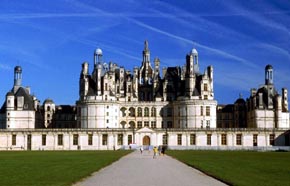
74, 150, 227, 186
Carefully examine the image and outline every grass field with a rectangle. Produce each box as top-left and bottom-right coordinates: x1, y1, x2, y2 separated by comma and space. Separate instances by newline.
167, 150, 290, 186
0, 150, 131, 186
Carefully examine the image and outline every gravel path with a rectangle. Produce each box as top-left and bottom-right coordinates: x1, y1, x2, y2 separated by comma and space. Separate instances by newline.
74, 150, 227, 186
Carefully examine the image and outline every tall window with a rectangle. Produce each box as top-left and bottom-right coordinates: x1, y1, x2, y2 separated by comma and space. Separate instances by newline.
12, 134, 16, 146
137, 121, 142, 129
270, 134, 275, 146
118, 134, 123, 145
177, 134, 182, 145
167, 108, 172, 117
221, 134, 227, 145
206, 106, 210, 116
88, 134, 93, 145
105, 83, 108, 91
162, 134, 168, 145
58, 134, 63, 146
206, 120, 210, 129
151, 107, 156, 117
200, 106, 203, 116
207, 134, 211, 145
151, 121, 156, 128
204, 84, 208, 91
128, 135, 132, 145
42, 134, 46, 146
73, 134, 78, 146
253, 134, 258, 146
129, 107, 135, 117
144, 107, 149, 117
190, 134, 196, 145
102, 134, 108, 145
236, 134, 242, 145
137, 107, 142, 117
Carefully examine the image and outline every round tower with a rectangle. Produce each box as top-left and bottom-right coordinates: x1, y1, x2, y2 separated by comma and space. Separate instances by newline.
14, 66, 22, 87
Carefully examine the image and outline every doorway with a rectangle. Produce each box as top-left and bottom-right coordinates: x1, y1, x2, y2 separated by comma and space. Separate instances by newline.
143, 136, 150, 146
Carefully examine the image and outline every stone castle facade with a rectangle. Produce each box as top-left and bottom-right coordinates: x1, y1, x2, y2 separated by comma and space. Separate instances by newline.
0, 41, 289, 150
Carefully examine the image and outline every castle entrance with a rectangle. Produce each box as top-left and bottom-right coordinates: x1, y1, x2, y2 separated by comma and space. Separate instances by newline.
143, 136, 150, 146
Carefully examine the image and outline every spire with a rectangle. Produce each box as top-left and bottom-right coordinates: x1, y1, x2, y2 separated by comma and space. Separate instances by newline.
142, 40, 150, 63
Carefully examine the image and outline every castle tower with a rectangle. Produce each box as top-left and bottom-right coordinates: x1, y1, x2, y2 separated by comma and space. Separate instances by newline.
185, 48, 198, 96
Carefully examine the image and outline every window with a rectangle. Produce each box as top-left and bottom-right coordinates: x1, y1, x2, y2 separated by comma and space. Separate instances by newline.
58, 134, 63, 146
12, 134, 16, 146
270, 134, 275, 146
102, 134, 108, 145
137, 121, 142, 129
200, 106, 203, 116
144, 107, 149, 117
121, 108, 126, 117
201, 120, 203, 128
128, 86, 131, 93
151, 107, 157, 117
151, 121, 156, 128
190, 134, 196, 145
204, 95, 208, 100
167, 121, 173, 128
42, 134, 46, 146
105, 83, 108, 91
236, 134, 242, 145
253, 134, 258, 146
129, 107, 135, 117
162, 134, 168, 145
206, 106, 210, 116
47, 106, 51, 111
73, 134, 78, 146
128, 135, 132, 145
88, 134, 93, 145
137, 107, 142, 117
144, 121, 149, 127
106, 112, 109, 116
207, 134, 211, 145
118, 134, 123, 145
206, 120, 210, 129
167, 108, 172, 117
204, 84, 208, 91
221, 134, 227, 145
177, 134, 182, 145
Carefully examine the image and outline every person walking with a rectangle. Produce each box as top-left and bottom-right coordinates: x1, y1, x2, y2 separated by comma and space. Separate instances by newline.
140, 146, 143, 154
153, 146, 158, 159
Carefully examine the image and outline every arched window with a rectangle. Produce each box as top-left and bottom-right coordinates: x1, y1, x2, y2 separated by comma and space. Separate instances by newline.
47, 106, 51, 111
129, 121, 135, 129
144, 107, 149, 117
120, 107, 127, 117
137, 107, 142, 117
129, 107, 135, 117
151, 107, 156, 117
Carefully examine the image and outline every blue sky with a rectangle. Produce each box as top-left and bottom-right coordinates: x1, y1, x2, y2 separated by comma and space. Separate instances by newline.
0, 0, 290, 105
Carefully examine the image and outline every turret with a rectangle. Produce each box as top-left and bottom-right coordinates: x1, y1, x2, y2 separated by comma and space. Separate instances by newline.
143, 40, 150, 63
13, 66, 22, 93
94, 48, 103, 65
265, 64, 273, 85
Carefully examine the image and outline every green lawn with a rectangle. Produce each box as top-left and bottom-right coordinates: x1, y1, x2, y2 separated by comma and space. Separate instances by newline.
167, 150, 290, 186
0, 150, 131, 186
